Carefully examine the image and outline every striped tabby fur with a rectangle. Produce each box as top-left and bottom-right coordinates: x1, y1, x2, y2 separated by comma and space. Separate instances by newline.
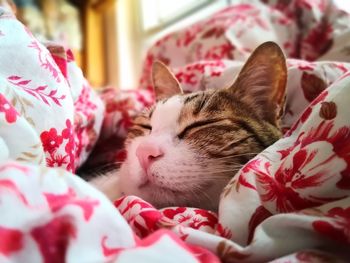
91, 42, 287, 211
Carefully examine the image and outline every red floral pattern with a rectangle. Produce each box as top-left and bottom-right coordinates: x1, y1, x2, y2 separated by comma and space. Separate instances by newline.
40, 128, 63, 154
255, 148, 339, 212
28, 40, 62, 83
2, 0, 350, 262
7, 75, 66, 106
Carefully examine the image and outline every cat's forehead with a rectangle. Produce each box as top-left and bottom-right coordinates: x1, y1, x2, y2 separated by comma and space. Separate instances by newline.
151, 90, 224, 127
177, 90, 229, 121
151, 95, 184, 131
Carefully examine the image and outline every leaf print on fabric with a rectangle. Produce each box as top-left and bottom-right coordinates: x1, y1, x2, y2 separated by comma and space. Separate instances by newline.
28, 41, 62, 83
0, 93, 19, 123
6, 85, 35, 126
312, 207, 350, 245
16, 143, 44, 164
7, 76, 66, 106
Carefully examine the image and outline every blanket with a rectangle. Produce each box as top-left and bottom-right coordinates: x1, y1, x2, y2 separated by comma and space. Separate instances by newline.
1, 0, 350, 262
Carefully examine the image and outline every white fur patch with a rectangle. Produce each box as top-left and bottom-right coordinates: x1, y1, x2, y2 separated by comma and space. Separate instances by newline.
97, 95, 227, 210
150, 96, 184, 135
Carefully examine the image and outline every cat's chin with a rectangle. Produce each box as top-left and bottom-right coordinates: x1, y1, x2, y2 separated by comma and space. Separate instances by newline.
124, 179, 221, 211
123, 179, 183, 207
118, 155, 226, 211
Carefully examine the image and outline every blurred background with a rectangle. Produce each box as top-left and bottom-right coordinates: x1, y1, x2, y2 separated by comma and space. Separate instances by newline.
10, 0, 350, 90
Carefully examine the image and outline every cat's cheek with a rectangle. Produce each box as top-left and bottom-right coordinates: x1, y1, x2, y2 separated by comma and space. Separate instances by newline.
119, 161, 141, 191
124, 140, 144, 176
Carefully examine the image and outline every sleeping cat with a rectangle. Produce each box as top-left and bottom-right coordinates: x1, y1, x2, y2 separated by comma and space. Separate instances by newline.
91, 41, 287, 211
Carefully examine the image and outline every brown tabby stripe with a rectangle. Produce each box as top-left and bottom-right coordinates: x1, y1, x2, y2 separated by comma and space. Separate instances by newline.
125, 87, 282, 166
193, 93, 208, 115
133, 123, 152, 130
177, 118, 227, 139
161, 98, 169, 104
127, 127, 145, 139
173, 88, 283, 162
184, 94, 200, 104
149, 107, 155, 118
233, 119, 270, 148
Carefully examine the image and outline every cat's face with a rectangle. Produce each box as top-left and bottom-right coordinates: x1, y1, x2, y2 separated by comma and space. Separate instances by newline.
119, 42, 287, 211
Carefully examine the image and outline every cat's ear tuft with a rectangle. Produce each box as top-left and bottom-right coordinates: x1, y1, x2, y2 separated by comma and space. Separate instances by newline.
229, 41, 287, 126
152, 61, 183, 101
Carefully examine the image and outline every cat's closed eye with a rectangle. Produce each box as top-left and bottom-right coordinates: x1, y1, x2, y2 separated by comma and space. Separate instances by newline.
135, 123, 152, 130
177, 118, 224, 139
91, 42, 287, 211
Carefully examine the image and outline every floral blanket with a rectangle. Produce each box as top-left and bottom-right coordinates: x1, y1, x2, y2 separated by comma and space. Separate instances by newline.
1, 0, 350, 262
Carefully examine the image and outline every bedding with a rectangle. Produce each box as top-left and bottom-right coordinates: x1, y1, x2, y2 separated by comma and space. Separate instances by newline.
1, 0, 350, 262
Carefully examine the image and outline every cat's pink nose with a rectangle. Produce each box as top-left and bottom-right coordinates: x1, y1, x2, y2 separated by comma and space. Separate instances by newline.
136, 142, 164, 171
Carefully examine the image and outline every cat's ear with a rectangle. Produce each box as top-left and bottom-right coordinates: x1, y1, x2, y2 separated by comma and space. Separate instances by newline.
152, 61, 183, 101
229, 41, 287, 126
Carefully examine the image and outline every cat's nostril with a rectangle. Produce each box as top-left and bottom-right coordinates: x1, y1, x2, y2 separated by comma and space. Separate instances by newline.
149, 153, 162, 161
136, 142, 164, 171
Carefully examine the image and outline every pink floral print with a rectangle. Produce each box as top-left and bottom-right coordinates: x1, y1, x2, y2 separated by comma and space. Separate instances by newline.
0, 93, 18, 123
1, 0, 350, 262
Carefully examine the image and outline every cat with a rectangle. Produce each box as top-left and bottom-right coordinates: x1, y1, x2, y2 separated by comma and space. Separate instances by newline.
90, 41, 287, 211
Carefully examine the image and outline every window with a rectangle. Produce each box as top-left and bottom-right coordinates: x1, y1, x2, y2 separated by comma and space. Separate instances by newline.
116, 0, 230, 89
140, 0, 213, 32
334, 0, 350, 12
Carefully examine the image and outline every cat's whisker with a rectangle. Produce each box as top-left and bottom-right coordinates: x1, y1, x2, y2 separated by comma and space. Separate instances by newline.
196, 188, 215, 209
169, 168, 242, 174
173, 178, 229, 185
181, 171, 240, 177
210, 152, 260, 159
188, 188, 202, 207
92, 42, 287, 211
171, 167, 243, 174
83, 163, 120, 174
